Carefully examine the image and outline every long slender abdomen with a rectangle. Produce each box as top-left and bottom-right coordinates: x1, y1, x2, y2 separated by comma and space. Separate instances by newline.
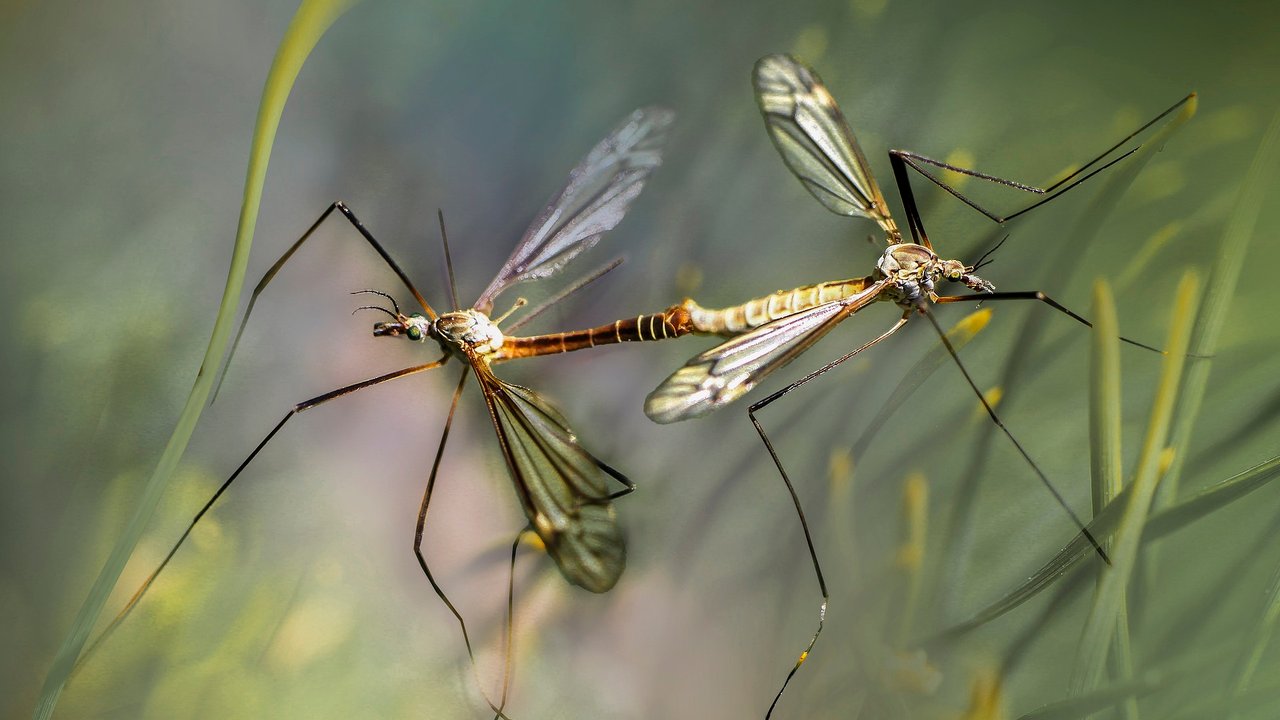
497, 304, 695, 360
683, 275, 876, 335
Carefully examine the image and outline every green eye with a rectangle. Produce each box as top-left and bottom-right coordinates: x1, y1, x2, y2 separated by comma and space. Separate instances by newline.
406, 326, 423, 341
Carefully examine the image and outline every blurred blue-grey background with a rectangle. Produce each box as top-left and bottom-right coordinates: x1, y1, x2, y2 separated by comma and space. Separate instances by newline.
5, 1, 1280, 717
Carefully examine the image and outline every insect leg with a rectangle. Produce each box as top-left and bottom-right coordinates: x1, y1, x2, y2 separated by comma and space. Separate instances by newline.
889, 146, 1134, 233
73, 358, 447, 673
214, 201, 436, 399
485, 462, 630, 719
918, 306, 1109, 562
747, 313, 910, 718
410, 369, 513, 720
887, 94, 1195, 231
492, 529, 530, 720
934, 291, 1164, 354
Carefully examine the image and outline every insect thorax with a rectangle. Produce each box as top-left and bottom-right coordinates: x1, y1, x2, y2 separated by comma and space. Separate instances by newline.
876, 243, 943, 303
874, 243, 982, 303
434, 310, 505, 355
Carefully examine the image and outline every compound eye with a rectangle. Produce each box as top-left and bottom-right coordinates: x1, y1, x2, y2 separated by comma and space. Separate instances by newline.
406, 325, 423, 341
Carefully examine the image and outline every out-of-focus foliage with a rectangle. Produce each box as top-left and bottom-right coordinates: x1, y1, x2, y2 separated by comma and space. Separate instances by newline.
28, 3, 355, 718
5, 1, 1280, 718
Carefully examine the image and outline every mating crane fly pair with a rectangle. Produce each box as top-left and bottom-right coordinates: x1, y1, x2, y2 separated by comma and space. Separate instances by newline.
81, 54, 1193, 719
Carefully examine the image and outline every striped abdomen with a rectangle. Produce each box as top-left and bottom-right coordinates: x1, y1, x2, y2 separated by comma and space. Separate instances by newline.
497, 304, 695, 360
682, 275, 877, 335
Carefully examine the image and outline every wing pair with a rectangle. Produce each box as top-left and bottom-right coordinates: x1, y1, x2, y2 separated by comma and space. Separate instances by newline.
464, 107, 673, 591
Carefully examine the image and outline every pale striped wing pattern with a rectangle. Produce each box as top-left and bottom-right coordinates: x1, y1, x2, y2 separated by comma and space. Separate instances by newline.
472, 356, 625, 593
475, 107, 675, 313
645, 280, 889, 423
754, 54, 898, 240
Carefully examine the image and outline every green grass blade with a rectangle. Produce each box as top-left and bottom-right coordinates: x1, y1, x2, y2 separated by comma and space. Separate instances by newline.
1017, 633, 1262, 720
1017, 674, 1163, 720
993, 556, 1090, 676
1089, 279, 1124, 520
1143, 454, 1280, 537
941, 96, 1198, 602
1069, 271, 1199, 696
936, 109, 1280, 641
936, 452, 1280, 638
1168, 679, 1280, 720
1156, 108, 1280, 510
1112, 221, 1182, 292
1139, 108, 1280, 615
31, 2, 356, 718
1227, 557, 1280, 710
1087, 278, 1140, 718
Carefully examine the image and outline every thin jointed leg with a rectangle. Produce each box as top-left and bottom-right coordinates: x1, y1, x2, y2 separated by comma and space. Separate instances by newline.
933, 291, 1163, 354
917, 306, 1109, 563
214, 201, 436, 399
410, 369, 512, 720
494, 530, 529, 720
889, 145, 1137, 233
74, 358, 446, 673
745, 314, 910, 718
886, 94, 1195, 244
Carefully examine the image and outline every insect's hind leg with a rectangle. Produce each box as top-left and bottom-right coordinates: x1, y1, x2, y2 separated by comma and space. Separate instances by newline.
215, 201, 436, 399
747, 399, 828, 720
917, 306, 1109, 562
886, 94, 1196, 238
744, 313, 909, 718
491, 529, 530, 720
410, 368, 513, 720
72, 358, 446, 674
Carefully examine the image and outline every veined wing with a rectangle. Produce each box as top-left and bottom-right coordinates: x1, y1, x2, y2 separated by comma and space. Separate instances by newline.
471, 354, 625, 593
645, 280, 890, 423
474, 107, 675, 314
754, 54, 899, 240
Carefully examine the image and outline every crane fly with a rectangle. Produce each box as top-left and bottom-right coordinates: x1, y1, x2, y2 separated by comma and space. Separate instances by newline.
645, 54, 1193, 717
81, 107, 695, 717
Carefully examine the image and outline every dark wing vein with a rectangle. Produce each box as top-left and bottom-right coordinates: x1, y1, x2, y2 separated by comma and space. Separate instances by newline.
754, 54, 898, 240
475, 107, 675, 313
471, 356, 625, 593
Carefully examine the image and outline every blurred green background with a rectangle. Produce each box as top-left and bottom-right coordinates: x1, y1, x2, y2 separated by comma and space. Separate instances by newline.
5, 1, 1280, 718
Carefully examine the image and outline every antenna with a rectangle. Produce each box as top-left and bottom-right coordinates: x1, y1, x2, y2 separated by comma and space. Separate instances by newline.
438, 209, 461, 312
972, 234, 1011, 272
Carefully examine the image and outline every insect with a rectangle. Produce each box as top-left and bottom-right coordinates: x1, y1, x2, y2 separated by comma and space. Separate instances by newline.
645, 54, 1193, 717
82, 107, 693, 716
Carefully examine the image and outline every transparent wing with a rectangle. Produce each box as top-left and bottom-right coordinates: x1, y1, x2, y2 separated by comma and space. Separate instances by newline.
471, 356, 625, 593
754, 54, 899, 240
645, 280, 890, 423
474, 107, 676, 313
